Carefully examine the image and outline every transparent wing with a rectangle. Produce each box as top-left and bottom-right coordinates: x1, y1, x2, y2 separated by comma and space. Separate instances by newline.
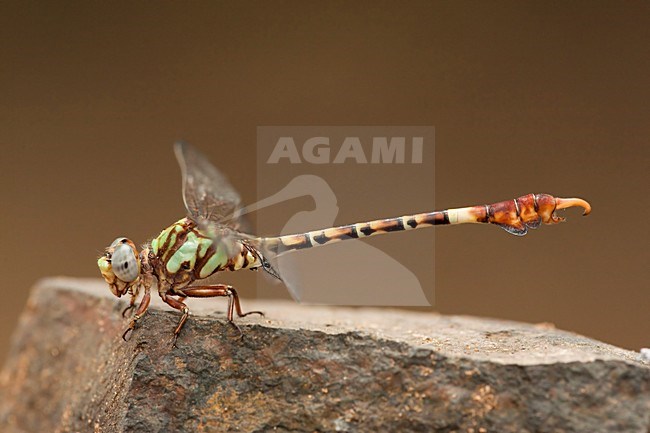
174, 141, 242, 228
250, 175, 432, 306
264, 235, 431, 306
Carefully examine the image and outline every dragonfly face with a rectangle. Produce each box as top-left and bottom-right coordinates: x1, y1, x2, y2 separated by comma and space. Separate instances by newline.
97, 237, 141, 298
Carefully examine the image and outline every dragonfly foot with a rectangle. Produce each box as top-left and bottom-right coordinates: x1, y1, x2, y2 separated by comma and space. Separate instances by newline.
228, 320, 244, 339
122, 304, 135, 318
121, 313, 143, 341
240, 310, 264, 318
171, 332, 180, 348
122, 325, 134, 341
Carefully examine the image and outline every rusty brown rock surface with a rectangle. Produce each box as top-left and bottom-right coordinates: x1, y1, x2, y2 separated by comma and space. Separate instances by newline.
0, 277, 648, 433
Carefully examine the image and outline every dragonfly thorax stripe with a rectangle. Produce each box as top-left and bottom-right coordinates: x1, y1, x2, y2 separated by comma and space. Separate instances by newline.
149, 218, 265, 281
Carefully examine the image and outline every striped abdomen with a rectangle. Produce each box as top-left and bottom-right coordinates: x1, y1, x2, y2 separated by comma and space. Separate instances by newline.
262, 193, 591, 254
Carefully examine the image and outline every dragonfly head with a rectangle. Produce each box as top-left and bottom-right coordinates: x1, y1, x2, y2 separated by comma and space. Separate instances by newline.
97, 237, 141, 297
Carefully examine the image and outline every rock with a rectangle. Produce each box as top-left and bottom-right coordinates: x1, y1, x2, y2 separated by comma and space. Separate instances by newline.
0, 277, 648, 433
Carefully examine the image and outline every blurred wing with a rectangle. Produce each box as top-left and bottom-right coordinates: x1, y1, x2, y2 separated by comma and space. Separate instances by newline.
258, 210, 431, 307
266, 240, 431, 306
174, 142, 242, 228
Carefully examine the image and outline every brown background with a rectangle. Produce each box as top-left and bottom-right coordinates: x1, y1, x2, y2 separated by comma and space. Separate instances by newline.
1, 1, 648, 363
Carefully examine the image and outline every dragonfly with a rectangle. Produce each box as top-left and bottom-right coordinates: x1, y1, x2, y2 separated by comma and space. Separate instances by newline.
98, 142, 592, 343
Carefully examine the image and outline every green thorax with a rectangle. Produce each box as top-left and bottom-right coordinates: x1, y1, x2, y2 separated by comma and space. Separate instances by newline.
150, 218, 260, 280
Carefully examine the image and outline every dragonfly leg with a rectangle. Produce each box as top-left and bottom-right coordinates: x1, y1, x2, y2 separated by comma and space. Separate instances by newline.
175, 285, 264, 338
122, 300, 134, 318
160, 294, 190, 347
122, 289, 138, 318
121, 254, 154, 340
122, 289, 151, 341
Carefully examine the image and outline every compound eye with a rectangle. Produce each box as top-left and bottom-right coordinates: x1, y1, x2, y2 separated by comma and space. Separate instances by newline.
109, 237, 128, 248
111, 242, 139, 282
